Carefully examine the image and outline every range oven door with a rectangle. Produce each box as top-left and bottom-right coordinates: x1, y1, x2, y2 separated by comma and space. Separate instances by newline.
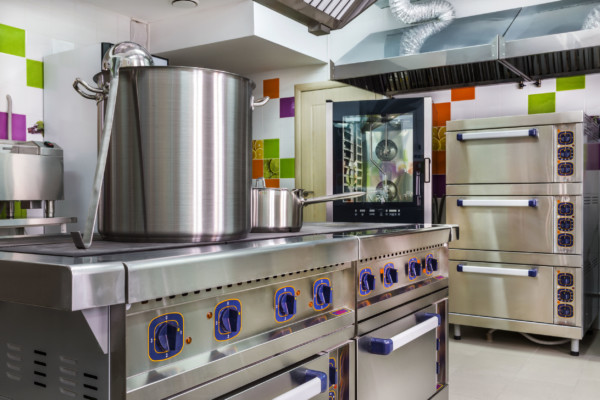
446, 122, 582, 185
327, 97, 432, 223
356, 295, 447, 399
447, 194, 582, 254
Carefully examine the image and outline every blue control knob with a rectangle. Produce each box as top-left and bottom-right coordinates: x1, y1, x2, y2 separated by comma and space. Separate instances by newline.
219, 307, 240, 334
316, 284, 332, 306
384, 267, 398, 285
361, 272, 376, 292
155, 321, 181, 353
426, 257, 438, 274
279, 293, 297, 317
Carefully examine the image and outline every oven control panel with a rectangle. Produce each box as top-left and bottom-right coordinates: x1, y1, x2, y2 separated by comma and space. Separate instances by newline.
555, 197, 577, 253
554, 268, 577, 325
556, 130, 575, 179
357, 246, 448, 314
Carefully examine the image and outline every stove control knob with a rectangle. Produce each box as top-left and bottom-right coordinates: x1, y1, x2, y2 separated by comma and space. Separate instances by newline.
316, 284, 332, 306
218, 307, 240, 334
155, 321, 181, 353
384, 267, 398, 285
425, 256, 438, 275
278, 293, 297, 317
406, 258, 421, 280
361, 272, 376, 292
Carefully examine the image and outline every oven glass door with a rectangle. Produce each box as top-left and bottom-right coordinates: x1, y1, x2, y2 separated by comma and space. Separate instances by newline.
332, 98, 429, 223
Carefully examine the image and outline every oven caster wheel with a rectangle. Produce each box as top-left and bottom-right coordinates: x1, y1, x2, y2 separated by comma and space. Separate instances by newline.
453, 324, 462, 340
570, 339, 579, 356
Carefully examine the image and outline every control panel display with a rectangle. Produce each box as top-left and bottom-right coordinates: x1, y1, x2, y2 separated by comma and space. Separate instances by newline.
556, 271, 575, 323
148, 313, 184, 361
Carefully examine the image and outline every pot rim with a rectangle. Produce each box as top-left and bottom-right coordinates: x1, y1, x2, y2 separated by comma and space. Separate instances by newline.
119, 65, 256, 89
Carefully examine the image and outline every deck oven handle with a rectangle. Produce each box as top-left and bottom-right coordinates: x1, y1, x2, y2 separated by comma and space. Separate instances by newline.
457, 199, 538, 207
272, 368, 327, 400
367, 313, 441, 356
456, 128, 538, 141
457, 264, 538, 277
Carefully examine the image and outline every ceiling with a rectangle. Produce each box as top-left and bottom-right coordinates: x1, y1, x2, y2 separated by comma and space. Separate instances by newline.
82, 0, 244, 23
156, 36, 326, 75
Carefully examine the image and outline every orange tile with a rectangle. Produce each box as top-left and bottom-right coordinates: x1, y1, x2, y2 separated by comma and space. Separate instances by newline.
451, 87, 475, 101
252, 160, 264, 179
265, 178, 280, 188
263, 78, 280, 99
432, 151, 446, 175
432, 103, 451, 127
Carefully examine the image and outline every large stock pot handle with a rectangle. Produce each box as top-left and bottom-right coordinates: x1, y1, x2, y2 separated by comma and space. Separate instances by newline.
251, 96, 270, 110
73, 78, 105, 100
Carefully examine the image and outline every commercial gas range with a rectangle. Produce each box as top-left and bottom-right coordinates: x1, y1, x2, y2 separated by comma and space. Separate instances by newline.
0, 222, 455, 400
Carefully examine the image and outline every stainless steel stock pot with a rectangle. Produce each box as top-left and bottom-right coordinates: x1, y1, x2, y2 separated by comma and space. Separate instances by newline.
99, 66, 267, 242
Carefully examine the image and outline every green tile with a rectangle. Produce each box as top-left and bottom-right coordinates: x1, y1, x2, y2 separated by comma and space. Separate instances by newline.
27, 59, 43, 89
0, 23, 25, 57
557, 76, 585, 91
280, 158, 295, 179
528, 93, 555, 114
263, 158, 280, 179
264, 139, 279, 159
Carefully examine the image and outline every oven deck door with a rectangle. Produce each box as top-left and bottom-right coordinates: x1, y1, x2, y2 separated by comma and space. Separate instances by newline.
357, 303, 441, 400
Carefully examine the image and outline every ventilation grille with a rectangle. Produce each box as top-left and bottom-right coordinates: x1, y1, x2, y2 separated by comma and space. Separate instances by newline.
303, 0, 356, 20
359, 243, 445, 263
1, 343, 104, 399
584, 195, 599, 205
337, 60, 521, 96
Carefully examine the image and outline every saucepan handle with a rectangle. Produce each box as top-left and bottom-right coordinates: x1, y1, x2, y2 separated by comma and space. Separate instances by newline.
303, 191, 365, 206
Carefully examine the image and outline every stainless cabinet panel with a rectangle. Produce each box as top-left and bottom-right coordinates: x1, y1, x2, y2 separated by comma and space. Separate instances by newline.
449, 261, 554, 323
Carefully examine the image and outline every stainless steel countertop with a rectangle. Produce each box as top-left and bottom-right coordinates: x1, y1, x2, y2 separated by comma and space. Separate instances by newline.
0, 222, 456, 311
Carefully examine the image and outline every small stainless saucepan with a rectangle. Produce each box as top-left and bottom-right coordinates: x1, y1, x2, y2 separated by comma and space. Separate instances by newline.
251, 188, 365, 233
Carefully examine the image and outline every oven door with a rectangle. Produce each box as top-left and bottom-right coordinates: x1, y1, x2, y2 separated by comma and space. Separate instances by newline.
356, 294, 447, 400
446, 123, 582, 184
447, 194, 582, 254
328, 98, 432, 224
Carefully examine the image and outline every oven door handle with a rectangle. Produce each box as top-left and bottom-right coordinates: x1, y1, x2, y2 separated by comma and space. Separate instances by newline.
367, 313, 441, 356
272, 368, 327, 400
457, 128, 538, 141
457, 199, 538, 207
457, 264, 538, 277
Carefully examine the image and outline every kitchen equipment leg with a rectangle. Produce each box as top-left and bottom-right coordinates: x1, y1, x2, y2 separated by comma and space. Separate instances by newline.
7, 201, 14, 219
44, 200, 55, 218
453, 324, 461, 340
571, 339, 579, 356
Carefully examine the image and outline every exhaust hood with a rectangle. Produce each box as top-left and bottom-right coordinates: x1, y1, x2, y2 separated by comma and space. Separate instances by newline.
331, 0, 600, 95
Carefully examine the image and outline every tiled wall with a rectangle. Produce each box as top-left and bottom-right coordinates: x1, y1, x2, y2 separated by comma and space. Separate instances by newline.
249, 65, 328, 189
395, 74, 600, 200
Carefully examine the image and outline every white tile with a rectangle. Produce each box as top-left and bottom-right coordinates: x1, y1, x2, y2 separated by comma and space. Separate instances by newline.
0, 54, 27, 114
26, 31, 53, 61
450, 99, 477, 121
279, 178, 295, 189
449, 369, 506, 399
496, 83, 529, 117
525, 78, 556, 95
25, 86, 43, 141
556, 89, 585, 113
0, 1, 27, 30
261, 99, 281, 140
496, 377, 574, 400
279, 118, 295, 158
472, 85, 503, 117
252, 108, 265, 140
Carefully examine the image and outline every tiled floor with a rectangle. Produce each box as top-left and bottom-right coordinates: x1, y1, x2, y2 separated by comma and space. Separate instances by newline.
449, 326, 600, 400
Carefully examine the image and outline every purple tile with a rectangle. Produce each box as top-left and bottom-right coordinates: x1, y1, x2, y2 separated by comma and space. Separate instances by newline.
432, 174, 446, 197
280, 97, 295, 118
0, 112, 26, 141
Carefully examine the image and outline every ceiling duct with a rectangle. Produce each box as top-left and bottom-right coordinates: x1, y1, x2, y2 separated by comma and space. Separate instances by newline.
331, 0, 600, 96
253, 0, 378, 35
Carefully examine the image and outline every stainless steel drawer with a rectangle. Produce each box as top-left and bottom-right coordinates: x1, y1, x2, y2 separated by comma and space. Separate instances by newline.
357, 303, 441, 400
449, 261, 555, 323
447, 195, 582, 254
446, 123, 582, 184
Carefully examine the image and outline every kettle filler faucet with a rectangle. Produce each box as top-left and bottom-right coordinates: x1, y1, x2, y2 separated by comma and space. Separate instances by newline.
71, 42, 154, 249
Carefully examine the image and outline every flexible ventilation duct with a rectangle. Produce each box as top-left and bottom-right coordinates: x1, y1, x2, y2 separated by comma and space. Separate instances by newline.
388, 0, 455, 55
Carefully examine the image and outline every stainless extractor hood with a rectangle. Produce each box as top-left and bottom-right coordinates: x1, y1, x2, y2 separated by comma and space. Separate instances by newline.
254, 0, 378, 35
332, 0, 600, 95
